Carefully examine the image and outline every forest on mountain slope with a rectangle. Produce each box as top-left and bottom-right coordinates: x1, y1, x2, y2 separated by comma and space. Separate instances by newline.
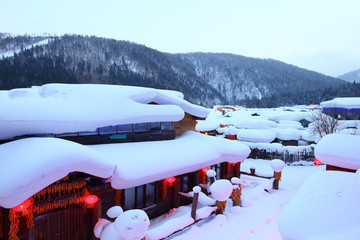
1, 34, 359, 107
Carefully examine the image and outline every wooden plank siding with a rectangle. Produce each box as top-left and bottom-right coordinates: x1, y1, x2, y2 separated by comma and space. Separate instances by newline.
174, 113, 197, 137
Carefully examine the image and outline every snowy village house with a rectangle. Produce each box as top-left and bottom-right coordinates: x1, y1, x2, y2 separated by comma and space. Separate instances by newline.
0, 84, 250, 240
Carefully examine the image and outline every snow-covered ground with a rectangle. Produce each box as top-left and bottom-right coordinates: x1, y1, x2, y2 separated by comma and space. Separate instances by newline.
148, 159, 324, 240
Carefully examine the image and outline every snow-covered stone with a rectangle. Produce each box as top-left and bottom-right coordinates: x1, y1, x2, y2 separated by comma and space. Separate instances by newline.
95, 208, 149, 240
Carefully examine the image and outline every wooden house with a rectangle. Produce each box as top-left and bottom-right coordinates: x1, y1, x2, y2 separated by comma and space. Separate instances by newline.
0, 84, 250, 240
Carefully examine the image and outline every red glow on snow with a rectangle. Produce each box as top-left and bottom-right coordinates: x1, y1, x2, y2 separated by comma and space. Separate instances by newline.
14, 199, 31, 212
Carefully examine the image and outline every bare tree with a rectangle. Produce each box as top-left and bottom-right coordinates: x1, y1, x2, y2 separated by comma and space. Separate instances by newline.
310, 110, 340, 138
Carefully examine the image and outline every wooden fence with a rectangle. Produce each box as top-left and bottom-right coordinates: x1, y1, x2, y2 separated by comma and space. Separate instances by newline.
248, 148, 314, 164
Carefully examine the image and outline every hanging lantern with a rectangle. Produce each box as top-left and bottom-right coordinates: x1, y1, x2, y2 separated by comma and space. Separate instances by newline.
201, 167, 210, 173
13, 199, 31, 212
166, 177, 176, 186
195, 120, 198, 124
85, 195, 99, 208
314, 158, 323, 167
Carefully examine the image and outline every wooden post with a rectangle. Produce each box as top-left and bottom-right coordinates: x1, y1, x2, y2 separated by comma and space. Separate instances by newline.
272, 171, 282, 190
231, 177, 242, 207
191, 186, 201, 220
206, 170, 216, 185
234, 162, 241, 178
250, 167, 256, 175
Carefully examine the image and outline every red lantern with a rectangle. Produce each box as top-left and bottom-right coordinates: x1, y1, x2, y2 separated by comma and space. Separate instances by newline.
166, 177, 176, 186
85, 195, 99, 208
314, 158, 323, 167
201, 167, 210, 173
195, 120, 198, 124
14, 199, 31, 212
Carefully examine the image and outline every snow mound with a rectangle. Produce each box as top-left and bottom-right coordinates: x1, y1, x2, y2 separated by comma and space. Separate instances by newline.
209, 179, 233, 201
278, 171, 360, 240
271, 159, 285, 172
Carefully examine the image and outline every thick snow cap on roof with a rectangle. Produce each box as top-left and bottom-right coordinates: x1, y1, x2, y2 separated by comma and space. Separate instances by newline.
279, 171, 360, 240
195, 119, 220, 131
92, 131, 250, 189
315, 134, 360, 170
0, 84, 209, 140
237, 129, 276, 143
235, 118, 277, 129
320, 97, 360, 109
0, 132, 250, 208
0, 137, 116, 208
269, 128, 302, 141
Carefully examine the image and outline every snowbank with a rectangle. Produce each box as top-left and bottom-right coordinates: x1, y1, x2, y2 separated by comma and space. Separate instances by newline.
278, 171, 360, 240
315, 134, 360, 170
0, 84, 209, 140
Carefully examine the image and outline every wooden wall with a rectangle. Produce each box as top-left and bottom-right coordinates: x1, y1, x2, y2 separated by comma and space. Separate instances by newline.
174, 113, 196, 137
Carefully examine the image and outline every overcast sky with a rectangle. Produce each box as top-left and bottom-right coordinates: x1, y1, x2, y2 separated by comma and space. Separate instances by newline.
1, 0, 359, 77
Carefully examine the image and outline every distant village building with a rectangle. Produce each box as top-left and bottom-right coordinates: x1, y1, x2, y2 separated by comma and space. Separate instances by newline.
321, 97, 360, 120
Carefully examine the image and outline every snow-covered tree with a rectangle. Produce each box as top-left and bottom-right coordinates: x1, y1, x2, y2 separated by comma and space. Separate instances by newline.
310, 110, 340, 138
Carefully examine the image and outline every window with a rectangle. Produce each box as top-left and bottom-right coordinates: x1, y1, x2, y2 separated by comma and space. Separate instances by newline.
161, 122, 173, 131
149, 122, 161, 131
124, 188, 135, 210
79, 129, 99, 136
124, 182, 157, 210
117, 124, 133, 133
134, 123, 148, 132
145, 182, 156, 206
136, 185, 144, 208
181, 175, 189, 193
99, 126, 116, 134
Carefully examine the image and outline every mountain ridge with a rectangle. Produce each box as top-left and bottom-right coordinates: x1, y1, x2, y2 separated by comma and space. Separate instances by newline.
0, 33, 354, 107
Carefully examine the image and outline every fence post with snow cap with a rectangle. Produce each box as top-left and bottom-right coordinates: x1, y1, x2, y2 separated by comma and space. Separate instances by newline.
250, 166, 256, 176
271, 159, 285, 190
206, 169, 216, 185
191, 186, 201, 220
230, 177, 242, 207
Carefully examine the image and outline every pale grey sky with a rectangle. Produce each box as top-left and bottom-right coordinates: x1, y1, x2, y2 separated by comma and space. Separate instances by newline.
1, 0, 359, 77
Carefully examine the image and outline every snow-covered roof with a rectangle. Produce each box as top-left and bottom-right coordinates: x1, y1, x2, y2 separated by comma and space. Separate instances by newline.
315, 134, 360, 170
0, 131, 250, 208
195, 119, 220, 131
0, 84, 210, 140
235, 118, 277, 129
236, 129, 276, 143
279, 171, 360, 240
321, 97, 360, 109
269, 128, 302, 141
